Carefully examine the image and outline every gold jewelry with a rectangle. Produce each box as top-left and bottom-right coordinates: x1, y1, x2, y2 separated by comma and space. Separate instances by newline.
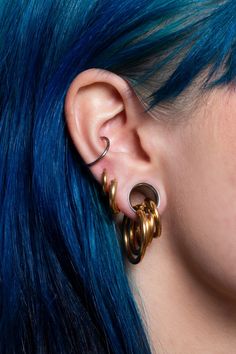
85, 135, 120, 214
102, 168, 120, 214
86, 136, 110, 167
122, 184, 162, 264
102, 168, 109, 194
85, 135, 162, 263
109, 179, 120, 214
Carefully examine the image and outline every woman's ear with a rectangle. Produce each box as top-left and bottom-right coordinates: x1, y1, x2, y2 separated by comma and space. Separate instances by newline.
64, 68, 167, 219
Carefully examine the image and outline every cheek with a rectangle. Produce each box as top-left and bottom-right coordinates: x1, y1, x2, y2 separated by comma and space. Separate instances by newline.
169, 106, 236, 298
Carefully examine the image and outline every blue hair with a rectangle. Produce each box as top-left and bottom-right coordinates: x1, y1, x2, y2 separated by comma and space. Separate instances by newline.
0, 1, 235, 353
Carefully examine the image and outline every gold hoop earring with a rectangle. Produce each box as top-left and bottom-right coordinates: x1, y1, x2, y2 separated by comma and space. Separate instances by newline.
102, 168, 109, 194
109, 179, 120, 214
102, 168, 120, 214
84, 136, 120, 214
122, 184, 162, 264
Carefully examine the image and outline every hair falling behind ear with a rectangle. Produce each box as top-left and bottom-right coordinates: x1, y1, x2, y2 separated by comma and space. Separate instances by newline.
1, 0, 236, 353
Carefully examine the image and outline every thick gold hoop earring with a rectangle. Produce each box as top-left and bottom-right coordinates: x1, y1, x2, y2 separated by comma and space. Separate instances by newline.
102, 168, 109, 194
122, 203, 148, 264
84, 136, 120, 213
122, 186, 162, 264
101, 168, 120, 214
109, 179, 120, 214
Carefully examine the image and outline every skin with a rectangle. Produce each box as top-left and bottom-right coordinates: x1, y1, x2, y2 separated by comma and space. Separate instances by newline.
64, 68, 236, 354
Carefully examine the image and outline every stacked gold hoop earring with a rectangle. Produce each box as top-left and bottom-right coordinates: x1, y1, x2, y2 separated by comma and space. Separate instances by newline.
101, 168, 120, 214
85, 136, 162, 264
122, 184, 162, 264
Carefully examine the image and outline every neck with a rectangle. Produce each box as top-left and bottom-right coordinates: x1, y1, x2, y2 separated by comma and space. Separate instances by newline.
126, 226, 236, 354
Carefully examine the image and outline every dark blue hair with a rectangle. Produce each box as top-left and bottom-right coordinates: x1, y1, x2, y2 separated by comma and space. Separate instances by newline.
0, 1, 235, 353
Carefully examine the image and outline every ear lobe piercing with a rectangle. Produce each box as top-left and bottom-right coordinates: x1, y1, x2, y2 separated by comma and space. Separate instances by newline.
85, 136, 162, 264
